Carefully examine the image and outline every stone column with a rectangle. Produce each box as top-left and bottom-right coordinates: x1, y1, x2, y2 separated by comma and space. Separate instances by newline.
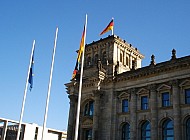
92, 90, 101, 140
130, 88, 137, 140
171, 80, 181, 139
129, 52, 133, 69
67, 94, 78, 140
149, 84, 158, 140
124, 48, 126, 65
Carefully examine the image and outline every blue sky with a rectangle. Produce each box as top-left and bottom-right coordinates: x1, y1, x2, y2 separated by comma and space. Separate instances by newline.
0, 0, 190, 131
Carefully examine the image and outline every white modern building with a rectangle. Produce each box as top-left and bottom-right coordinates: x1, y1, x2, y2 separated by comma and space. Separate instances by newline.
0, 117, 67, 140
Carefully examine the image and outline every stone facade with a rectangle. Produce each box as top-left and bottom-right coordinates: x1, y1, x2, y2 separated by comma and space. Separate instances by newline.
65, 35, 190, 140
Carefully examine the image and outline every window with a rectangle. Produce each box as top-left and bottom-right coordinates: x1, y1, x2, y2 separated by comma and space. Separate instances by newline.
6, 122, 25, 140
141, 121, 151, 140
85, 129, 92, 140
122, 99, 129, 112
120, 52, 123, 64
185, 89, 190, 104
141, 96, 148, 110
84, 101, 94, 116
126, 56, 129, 66
132, 60, 136, 69
102, 51, 107, 64
122, 123, 130, 140
34, 127, 38, 140
0, 121, 4, 138
162, 92, 170, 107
87, 57, 91, 66
186, 118, 190, 140
162, 119, 174, 140
94, 54, 98, 64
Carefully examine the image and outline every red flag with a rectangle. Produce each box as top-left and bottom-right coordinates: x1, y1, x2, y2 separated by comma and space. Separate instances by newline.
100, 19, 114, 35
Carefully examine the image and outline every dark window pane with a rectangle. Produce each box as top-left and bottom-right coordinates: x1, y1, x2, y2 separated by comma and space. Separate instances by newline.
186, 118, 190, 140
185, 89, 190, 104
166, 129, 174, 135
141, 96, 148, 110
162, 119, 174, 139
146, 131, 151, 136
122, 99, 129, 112
84, 101, 94, 116
162, 92, 170, 107
141, 121, 151, 140
120, 53, 123, 63
84, 104, 88, 116
126, 57, 129, 66
85, 129, 92, 140
89, 101, 94, 116
122, 123, 130, 140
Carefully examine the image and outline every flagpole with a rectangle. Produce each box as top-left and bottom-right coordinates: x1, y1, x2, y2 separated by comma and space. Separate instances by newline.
74, 14, 88, 140
41, 27, 58, 140
112, 17, 114, 35
16, 40, 35, 140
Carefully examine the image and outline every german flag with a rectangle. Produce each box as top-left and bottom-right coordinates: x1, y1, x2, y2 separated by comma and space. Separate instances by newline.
72, 25, 86, 80
77, 25, 85, 62
100, 19, 114, 35
72, 61, 78, 80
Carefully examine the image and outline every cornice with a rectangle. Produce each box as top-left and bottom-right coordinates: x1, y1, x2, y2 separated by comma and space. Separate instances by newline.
85, 35, 114, 48
65, 77, 101, 90
84, 35, 144, 58
113, 55, 190, 83
65, 55, 190, 91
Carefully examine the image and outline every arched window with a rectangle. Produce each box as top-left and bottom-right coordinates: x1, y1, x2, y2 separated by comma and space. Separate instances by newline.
186, 118, 190, 140
84, 101, 94, 116
85, 129, 92, 140
141, 121, 151, 140
122, 123, 130, 140
162, 119, 174, 139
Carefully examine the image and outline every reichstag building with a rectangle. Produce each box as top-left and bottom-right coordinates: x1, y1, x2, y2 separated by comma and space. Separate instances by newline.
65, 35, 190, 140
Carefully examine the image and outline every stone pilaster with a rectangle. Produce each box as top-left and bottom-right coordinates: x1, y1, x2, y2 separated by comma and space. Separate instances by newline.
110, 90, 118, 140
1, 120, 8, 140
149, 84, 158, 140
67, 94, 78, 140
171, 80, 181, 140
130, 88, 137, 140
92, 90, 101, 140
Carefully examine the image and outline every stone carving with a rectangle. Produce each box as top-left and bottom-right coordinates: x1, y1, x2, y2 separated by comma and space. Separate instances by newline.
150, 54, 156, 66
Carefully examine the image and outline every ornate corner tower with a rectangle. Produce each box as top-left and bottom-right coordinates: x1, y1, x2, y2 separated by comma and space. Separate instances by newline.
65, 35, 144, 140
83, 35, 144, 78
